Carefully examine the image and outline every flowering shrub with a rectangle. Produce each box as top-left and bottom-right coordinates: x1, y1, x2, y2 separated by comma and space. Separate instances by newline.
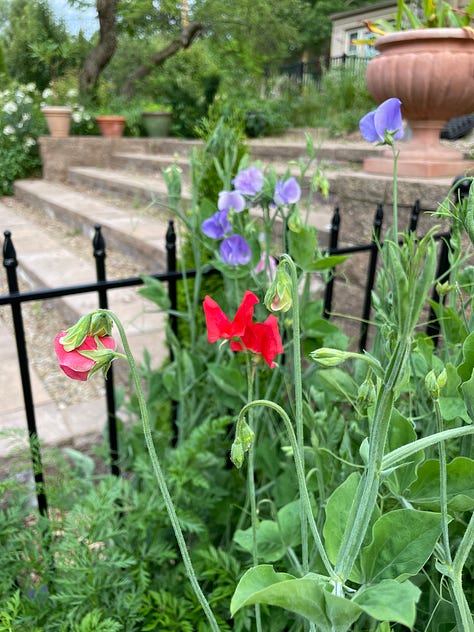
0, 82, 43, 194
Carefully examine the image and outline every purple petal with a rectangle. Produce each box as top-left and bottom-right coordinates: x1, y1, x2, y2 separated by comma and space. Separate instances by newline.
220, 235, 252, 266
274, 177, 301, 205
202, 210, 232, 239
359, 111, 379, 142
218, 190, 246, 213
374, 98, 404, 140
232, 166, 264, 196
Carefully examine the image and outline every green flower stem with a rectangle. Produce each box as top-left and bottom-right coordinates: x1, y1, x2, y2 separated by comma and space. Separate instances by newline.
102, 310, 220, 632
246, 360, 263, 632
334, 335, 410, 582
237, 399, 336, 580
433, 398, 452, 564
451, 511, 474, 631
391, 146, 399, 240
381, 425, 474, 470
279, 254, 308, 574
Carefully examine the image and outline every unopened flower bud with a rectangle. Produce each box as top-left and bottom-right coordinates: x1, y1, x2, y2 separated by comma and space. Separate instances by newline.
425, 369, 446, 400
230, 439, 245, 469
310, 347, 351, 367
436, 281, 452, 297
264, 265, 292, 313
288, 208, 303, 233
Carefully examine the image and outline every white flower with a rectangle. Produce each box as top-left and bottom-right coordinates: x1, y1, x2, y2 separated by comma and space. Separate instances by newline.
67, 88, 78, 99
15, 90, 24, 100
72, 111, 82, 123
23, 96, 33, 105
4, 101, 17, 114
24, 137, 36, 148
42, 88, 54, 100
25, 83, 36, 92
3, 125, 16, 135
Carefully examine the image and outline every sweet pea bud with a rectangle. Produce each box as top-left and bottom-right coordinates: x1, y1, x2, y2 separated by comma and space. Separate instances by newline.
60, 314, 92, 351
89, 311, 114, 337
435, 281, 452, 297
230, 419, 255, 468
288, 208, 303, 233
357, 375, 376, 408
310, 347, 351, 367
425, 369, 447, 400
264, 265, 292, 313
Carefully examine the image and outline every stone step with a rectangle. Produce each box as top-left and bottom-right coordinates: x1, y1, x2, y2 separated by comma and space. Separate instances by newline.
13, 178, 172, 268
111, 152, 190, 175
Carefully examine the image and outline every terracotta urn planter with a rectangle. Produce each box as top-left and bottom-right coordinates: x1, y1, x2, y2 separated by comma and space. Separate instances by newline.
363, 28, 474, 177
41, 106, 72, 137
95, 115, 126, 138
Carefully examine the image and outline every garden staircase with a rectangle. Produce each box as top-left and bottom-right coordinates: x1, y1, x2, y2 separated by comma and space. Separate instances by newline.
0, 131, 468, 455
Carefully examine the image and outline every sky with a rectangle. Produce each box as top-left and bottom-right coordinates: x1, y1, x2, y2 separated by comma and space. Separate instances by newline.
48, 0, 98, 37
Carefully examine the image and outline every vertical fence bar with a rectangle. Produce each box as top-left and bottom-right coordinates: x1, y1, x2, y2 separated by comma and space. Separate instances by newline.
426, 234, 451, 343
323, 207, 340, 318
93, 225, 120, 477
2, 231, 48, 515
408, 199, 421, 233
165, 220, 179, 445
359, 203, 384, 351
166, 220, 178, 344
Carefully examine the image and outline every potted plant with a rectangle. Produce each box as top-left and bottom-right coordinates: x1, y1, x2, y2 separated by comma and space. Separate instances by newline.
141, 102, 173, 137
362, 0, 474, 177
95, 113, 127, 138
41, 87, 72, 137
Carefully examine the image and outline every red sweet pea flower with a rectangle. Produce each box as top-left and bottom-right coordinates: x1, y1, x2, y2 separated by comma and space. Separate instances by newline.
232, 316, 284, 368
203, 292, 283, 368
54, 331, 117, 381
203, 290, 258, 343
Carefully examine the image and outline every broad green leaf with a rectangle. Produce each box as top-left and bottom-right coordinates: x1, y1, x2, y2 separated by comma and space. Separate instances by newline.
385, 410, 424, 495
313, 368, 358, 401
207, 363, 246, 402
230, 566, 362, 631
288, 225, 318, 271
439, 363, 470, 423
407, 457, 474, 511
360, 509, 442, 583
461, 372, 474, 420
309, 254, 348, 271
233, 501, 302, 562
138, 274, 171, 310
353, 579, 421, 628
324, 473, 380, 584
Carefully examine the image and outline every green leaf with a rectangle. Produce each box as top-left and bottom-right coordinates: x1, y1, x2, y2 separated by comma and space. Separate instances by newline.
353, 579, 421, 628
384, 410, 424, 495
313, 368, 358, 401
323, 473, 380, 583
138, 274, 171, 310
288, 225, 318, 271
230, 566, 362, 631
407, 457, 474, 511
439, 363, 470, 423
233, 501, 302, 562
207, 363, 246, 402
309, 254, 348, 271
360, 509, 442, 583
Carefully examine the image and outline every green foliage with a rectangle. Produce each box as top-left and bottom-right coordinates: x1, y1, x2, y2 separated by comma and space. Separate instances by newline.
290, 63, 375, 135
0, 82, 43, 194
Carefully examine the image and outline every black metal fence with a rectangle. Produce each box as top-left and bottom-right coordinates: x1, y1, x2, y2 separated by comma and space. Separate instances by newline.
0, 188, 464, 516
275, 54, 373, 87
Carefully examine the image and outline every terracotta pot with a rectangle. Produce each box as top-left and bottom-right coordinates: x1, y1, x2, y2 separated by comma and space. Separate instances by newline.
364, 28, 474, 177
95, 115, 126, 138
42, 106, 72, 137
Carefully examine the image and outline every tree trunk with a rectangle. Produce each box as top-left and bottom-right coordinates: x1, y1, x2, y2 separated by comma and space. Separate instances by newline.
79, 0, 118, 97
120, 22, 205, 99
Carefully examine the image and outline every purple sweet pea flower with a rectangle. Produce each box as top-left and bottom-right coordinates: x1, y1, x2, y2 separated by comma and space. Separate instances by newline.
202, 210, 232, 239
359, 97, 404, 144
232, 166, 264, 196
218, 190, 246, 213
220, 235, 252, 266
274, 177, 301, 205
